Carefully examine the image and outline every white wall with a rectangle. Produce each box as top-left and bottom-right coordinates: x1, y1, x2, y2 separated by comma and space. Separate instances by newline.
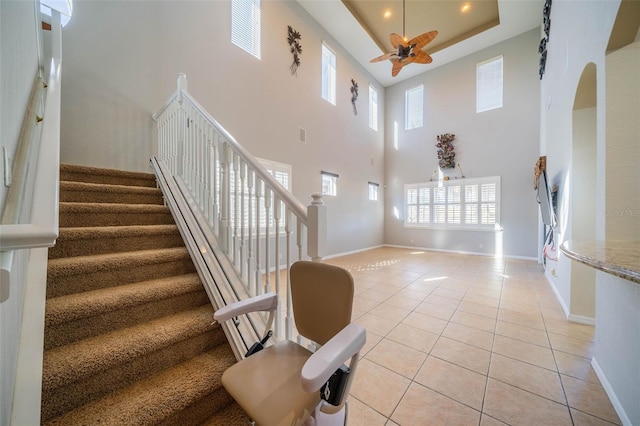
0, 2, 40, 424
383, 29, 540, 258
60, 0, 385, 256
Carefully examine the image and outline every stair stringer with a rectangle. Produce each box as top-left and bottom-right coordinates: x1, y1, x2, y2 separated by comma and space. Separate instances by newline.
151, 157, 265, 362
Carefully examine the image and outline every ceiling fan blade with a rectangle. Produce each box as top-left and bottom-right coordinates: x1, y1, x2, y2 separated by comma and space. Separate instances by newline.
412, 50, 433, 64
370, 52, 396, 63
391, 59, 404, 77
410, 30, 439, 50
390, 33, 405, 49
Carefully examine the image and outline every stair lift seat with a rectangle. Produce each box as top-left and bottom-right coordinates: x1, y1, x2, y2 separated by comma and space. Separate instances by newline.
213, 261, 366, 425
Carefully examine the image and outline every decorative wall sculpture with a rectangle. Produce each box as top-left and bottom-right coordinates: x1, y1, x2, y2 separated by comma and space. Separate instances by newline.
436, 133, 456, 169
350, 79, 359, 115
287, 25, 302, 75
539, 0, 552, 79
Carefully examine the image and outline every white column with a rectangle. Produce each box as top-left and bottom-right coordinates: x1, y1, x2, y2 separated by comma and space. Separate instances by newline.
307, 193, 326, 261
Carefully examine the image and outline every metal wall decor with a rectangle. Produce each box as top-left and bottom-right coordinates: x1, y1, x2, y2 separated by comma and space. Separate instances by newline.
436, 133, 456, 169
350, 79, 359, 115
538, 0, 552, 79
287, 25, 302, 75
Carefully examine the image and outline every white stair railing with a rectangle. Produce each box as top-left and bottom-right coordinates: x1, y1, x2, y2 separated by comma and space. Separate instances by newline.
153, 74, 326, 346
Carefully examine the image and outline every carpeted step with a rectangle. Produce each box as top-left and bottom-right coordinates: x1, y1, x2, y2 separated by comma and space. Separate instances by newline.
46, 247, 196, 298
60, 163, 157, 188
44, 273, 209, 349
59, 181, 164, 205
199, 402, 251, 425
41, 305, 225, 422
43, 344, 242, 426
49, 224, 184, 259
59, 202, 174, 227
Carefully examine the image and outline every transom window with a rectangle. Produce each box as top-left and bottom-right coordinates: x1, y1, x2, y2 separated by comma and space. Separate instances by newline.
405, 177, 500, 230
321, 43, 337, 105
476, 55, 503, 113
369, 85, 378, 131
405, 85, 424, 130
231, 0, 261, 59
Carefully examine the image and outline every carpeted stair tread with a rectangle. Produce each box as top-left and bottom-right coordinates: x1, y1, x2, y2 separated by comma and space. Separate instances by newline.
199, 402, 251, 425
60, 180, 164, 204
59, 202, 174, 227
60, 163, 157, 187
46, 247, 196, 297
42, 304, 217, 392
44, 345, 238, 426
44, 273, 209, 349
49, 224, 183, 259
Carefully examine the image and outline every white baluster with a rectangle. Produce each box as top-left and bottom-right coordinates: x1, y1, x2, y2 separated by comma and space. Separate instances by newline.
219, 142, 230, 252
254, 178, 262, 295
246, 169, 255, 293
264, 187, 272, 294
273, 194, 281, 338
239, 160, 247, 280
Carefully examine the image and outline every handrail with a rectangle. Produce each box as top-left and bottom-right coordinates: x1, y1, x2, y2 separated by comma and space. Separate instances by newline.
153, 75, 308, 224
153, 74, 327, 354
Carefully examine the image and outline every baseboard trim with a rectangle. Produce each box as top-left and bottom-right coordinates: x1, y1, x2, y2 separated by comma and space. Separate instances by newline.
591, 357, 632, 426
567, 314, 595, 326
545, 272, 570, 319
322, 244, 385, 260
382, 244, 537, 260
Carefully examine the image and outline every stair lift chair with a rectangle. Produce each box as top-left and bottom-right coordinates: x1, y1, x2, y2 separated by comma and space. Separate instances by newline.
213, 261, 366, 426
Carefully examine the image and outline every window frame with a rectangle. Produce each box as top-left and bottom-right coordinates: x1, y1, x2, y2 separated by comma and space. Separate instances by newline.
321, 42, 337, 105
404, 176, 501, 230
405, 84, 424, 130
476, 55, 503, 113
368, 182, 379, 201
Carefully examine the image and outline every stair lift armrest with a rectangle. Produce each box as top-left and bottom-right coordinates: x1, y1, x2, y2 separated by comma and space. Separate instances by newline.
213, 292, 278, 323
300, 323, 366, 393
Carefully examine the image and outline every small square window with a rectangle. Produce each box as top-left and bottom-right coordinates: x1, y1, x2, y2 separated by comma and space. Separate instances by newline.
368, 182, 379, 201
322, 172, 338, 196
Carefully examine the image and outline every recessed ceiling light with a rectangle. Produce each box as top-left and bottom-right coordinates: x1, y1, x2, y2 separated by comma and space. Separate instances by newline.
461, 3, 471, 13
383, 9, 392, 19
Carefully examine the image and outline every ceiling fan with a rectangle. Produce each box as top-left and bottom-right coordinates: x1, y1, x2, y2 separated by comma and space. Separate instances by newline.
369, 0, 438, 77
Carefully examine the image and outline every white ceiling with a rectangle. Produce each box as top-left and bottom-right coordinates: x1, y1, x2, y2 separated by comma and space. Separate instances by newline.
296, 0, 545, 87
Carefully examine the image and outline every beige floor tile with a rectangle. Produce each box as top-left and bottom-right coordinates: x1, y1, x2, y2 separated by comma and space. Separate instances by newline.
360, 288, 395, 303
360, 332, 383, 357
432, 287, 466, 300
489, 353, 566, 403
353, 297, 380, 313
570, 408, 620, 425
430, 336, 491, 375
451, 310, 496, 333
492, 335, 557, 371
554, 350, 599, 384
480, 414, 509, 426
499, 299, 542, 316
366, 338, 427, 379
414, 301, 455, 321
548, 332, 595, 359
346, 397, 388, 426
349, 358, 411, 417
457, 300, 499, 319
391, 382, 481, 425
414, 356, 487, 410
386, 323, 439, 354
442, 322, 494, 351
545, 318, 595, 342
401, 311, 448, 335
561, 374, 621, 425
385, 293, 423, 311
497, 308, 546, 330
483, 378, 572, 426
494, 319, 550, 348
356, 313, 399, 337
369, 303, 411, 322
424, 294, 461, 309
463, 293, 501, 308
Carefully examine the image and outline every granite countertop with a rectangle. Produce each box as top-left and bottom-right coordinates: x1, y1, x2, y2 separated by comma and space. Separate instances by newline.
560, 240, 640, 284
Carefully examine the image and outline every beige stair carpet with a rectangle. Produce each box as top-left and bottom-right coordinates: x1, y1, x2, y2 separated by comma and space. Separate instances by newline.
42, 164, 249, 425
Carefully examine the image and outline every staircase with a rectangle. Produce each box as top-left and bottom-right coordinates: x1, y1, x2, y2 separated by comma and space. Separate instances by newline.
41, 164, 249, 425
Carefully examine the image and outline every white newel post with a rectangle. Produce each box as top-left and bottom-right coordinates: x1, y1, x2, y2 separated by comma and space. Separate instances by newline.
307, 193, 326, 261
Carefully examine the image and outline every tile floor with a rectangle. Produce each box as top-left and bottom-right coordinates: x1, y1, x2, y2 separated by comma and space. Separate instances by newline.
320, 247, 621, 426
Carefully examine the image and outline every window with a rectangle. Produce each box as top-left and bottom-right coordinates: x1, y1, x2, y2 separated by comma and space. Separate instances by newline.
405, 176, 500, 230
369, 85, 378, 131
405, 85, 423, 130
476, 55, 503, 113
368, 182, 379, 201
321, 171, 338, 196
321, 43, 337, 105
231, 0, 261, 59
